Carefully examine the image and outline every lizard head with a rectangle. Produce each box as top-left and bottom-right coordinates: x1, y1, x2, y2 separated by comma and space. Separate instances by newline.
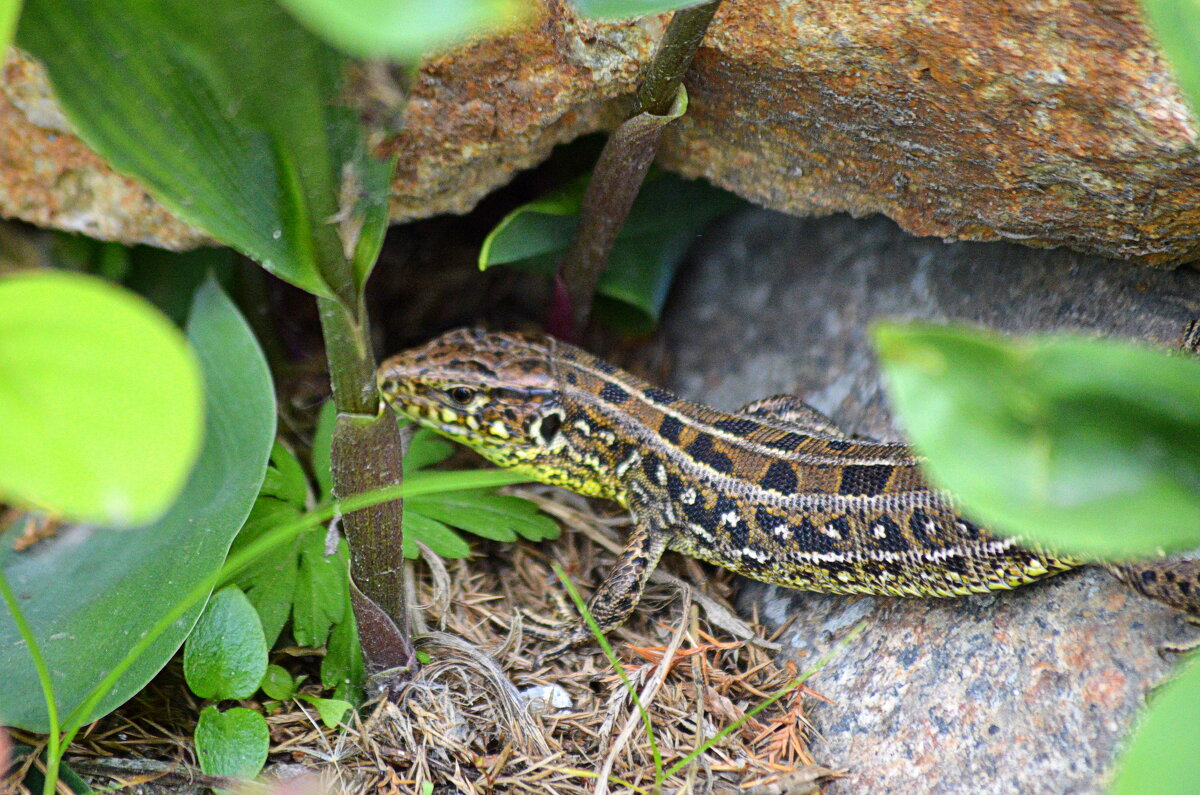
377, 328, 567, 469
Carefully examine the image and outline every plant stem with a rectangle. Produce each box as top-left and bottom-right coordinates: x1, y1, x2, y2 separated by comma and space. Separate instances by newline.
637, 2, 722, 117
553, 1, 722, 337
317, 296, 377, 415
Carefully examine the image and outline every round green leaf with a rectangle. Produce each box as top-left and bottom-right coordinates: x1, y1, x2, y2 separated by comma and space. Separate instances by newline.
0, 270, 203, 527
260, 664, 298, 701
184, 586, 269, 700
276, 0, 528, 59
194, 705, 270, 783
1112, 656, 1200, 794
874, 323, 1200, 557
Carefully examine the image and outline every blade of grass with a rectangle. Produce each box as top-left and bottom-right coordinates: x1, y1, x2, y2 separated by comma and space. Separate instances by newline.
552, 564, 663, 784
0, 573, 61, 795
663, 620, 865, 780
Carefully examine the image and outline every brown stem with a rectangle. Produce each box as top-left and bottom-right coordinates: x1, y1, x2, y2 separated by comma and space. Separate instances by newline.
637, 1, 722, 117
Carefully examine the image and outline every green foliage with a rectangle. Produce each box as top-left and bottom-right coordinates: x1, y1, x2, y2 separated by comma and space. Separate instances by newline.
874, 323, 1200, 558
480, 173, 743, 334
260, 665, 299, 701
276, 0, 528, 60
183, 587, 269, 700
1112, 656, 1200, 794
0, 0, 19, 52
298, 693, 354, 728
0, 270, 203, 527
1139, 0, 1200, 112
0, 279, 275, 733
570, 0, 711, 18
194, 705, 270, 785
17, 0, 391, 300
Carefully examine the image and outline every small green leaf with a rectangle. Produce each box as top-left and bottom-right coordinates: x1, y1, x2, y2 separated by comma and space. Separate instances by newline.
480, 173, 742, 333
409, 491, 559, 543
298, 694, 354, 728
416, 650, 433, 665
276, 0, 528, 60
194, 705, 270, 784
402, 511, 471, 559
184, 586, 269, 700
1139, 0, 1200, 112
0, 270, 203, 526
292, 533, 349, 647
570, 0, 710, 19
260, 664, 298, 701
405, 428, 455, 473
874, 323, 1200, 557
321, 603, 364, 704
260, 442, 310, 507
312, 400, 337, 499
1112, 656, 1200, 793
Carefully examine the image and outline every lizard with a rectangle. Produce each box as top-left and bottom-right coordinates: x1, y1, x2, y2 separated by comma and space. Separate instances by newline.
377, 327, 1200, 653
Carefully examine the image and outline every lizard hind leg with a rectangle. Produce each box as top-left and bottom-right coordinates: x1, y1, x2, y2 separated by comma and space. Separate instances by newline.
737, 394, 849, 439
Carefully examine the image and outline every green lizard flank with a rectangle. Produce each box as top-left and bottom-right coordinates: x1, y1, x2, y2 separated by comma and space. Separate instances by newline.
378, 328, 1200, 652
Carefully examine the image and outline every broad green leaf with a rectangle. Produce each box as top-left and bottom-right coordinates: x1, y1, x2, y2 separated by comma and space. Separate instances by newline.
874, 323, 1200, 557
298, 694, 353, 728
480, 173, 742, 333
1139, 0, 1200, 112
570, 0, 709, 19
1112, 656, 1200, 794
0, 270, 203, 526
17, 0, 390, 298
184, 586, 269, 700
260, 442, 310, 507
321, 602, 364, 704
292, 533, 350, 647
0, 1, 17, 54
276, 0, 528, 60
194, 706, 270, 784
260, 664, 298, 701
402, 511, 471, 559
0, 279, 275, 732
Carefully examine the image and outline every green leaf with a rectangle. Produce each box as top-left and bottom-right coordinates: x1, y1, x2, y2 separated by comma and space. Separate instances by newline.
0, 279, 275, 732
17, 0, 390, 299
570, 0, 710, 19
405, 428, 455, 474
231, 498, 304, 648
480, 173, 742, 333
321, 602, 364, 704
121, 246, 237, 325
1112, 656, 1200, 794
291, 533, 350, 648
298, 694, 353, 728
0, 0, 19, 54
873, 323, 1200, 557
409, 491, 560, 543
312, 400, 337, 500
0, 270, 203, 527
260, 442, 310, 507
402, 511, 471, 559
260, 664, 298, 701
1139, 0, 1200, 113
184, 586, 269, 700
194, 705, 270, 784
276, 0, 528, 60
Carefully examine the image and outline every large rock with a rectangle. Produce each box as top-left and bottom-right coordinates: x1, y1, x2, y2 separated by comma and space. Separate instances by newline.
4, 1, 1199, 262
661, 209, 1200, 794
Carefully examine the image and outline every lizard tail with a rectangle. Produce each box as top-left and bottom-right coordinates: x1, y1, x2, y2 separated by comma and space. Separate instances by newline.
1104, 559, 1200, 617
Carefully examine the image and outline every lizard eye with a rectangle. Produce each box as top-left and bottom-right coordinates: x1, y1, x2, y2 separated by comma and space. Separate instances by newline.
448, 386, 476, 404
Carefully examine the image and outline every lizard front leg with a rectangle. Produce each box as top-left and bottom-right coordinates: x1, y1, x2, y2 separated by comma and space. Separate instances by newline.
540, 479, 674, 658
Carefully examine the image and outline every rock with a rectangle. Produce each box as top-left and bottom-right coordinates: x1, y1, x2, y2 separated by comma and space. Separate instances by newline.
660, 209, 1200, 794
4, 1, 1200, 263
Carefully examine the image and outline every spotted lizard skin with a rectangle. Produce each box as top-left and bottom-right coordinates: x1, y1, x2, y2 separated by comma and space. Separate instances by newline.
378, 329, 1200, 649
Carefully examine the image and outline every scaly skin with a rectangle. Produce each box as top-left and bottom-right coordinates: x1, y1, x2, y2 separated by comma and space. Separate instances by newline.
378, 328, 1200, 650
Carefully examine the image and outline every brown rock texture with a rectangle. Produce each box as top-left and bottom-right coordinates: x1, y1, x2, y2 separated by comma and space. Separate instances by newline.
3, 0, 1199, 262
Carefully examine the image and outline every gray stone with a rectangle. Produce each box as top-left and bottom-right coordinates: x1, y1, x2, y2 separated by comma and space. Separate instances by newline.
660, 210, 1200, 794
